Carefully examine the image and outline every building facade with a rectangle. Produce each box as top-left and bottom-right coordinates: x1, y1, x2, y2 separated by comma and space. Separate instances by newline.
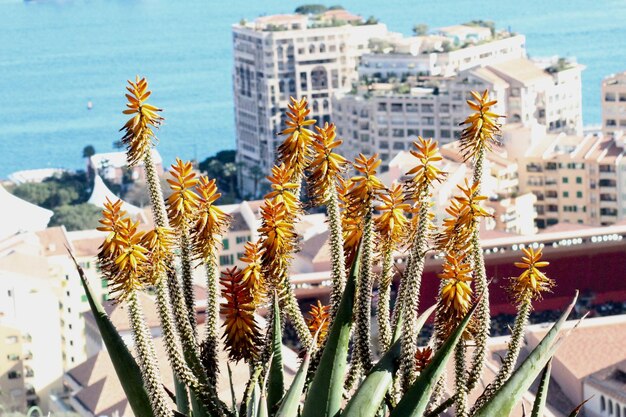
602, 71, 626, 137
232, 12, 388, 195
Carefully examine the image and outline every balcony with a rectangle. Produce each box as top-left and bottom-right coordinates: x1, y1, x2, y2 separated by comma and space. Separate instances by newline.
600, 208, 618, 216
526, 163, 543, 172
599, 179, 617, 188
600, 194, 617, 202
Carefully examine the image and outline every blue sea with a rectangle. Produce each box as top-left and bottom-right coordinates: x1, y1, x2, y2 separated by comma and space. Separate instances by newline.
1, 0, 625, 178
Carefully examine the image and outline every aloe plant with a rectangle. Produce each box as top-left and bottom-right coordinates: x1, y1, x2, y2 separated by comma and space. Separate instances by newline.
74, 79, 584, 417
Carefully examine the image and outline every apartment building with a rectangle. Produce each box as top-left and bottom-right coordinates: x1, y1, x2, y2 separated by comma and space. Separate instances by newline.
359, 31, 526, 78
0, 224, 109, 414
232, 11, 388, 195
516, 126, 626, 228
331, 20, 583, 168
602, 71, 626, 137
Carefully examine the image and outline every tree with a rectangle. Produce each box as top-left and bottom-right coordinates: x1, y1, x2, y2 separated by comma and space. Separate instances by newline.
82, 145, 96, 159
412, 23, 428, 36
294, 4, 327, 15
223, 162, 237, 196
365, 16, 379, 25
247, 164, 265, 198
50, 203, 102, 231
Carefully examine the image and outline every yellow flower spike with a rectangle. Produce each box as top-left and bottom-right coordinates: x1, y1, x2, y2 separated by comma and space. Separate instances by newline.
375, 184, 410, 252
220, 267, 261, 362
264, 163, 301, 215
454, 179, 492, 225
140, 226, 176, 286
166, 159, 200, 230
307, 300, 330, 346
192, 176, 231, 261
508, 246, 554, 304
405, 137, 446, 198
119, 77, 163, 166
258, 199, 297, 287
438, 254, 473, 318
239, 241, 266, 305
277, 97, 316, 179
307, 122, 348, 205
345, 153, 385, 218
97, 198, 128, 259
459, 90, 503, 162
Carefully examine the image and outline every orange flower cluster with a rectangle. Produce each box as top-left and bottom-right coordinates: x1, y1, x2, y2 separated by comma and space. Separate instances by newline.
277, 97, 316, 179
414, 346, 433, 373
508, 247, 554, 304
120, 77, 163, 166
436, 180, 491, 252
239, 242, 265, 305
97, 199, 174, 300
405, 137, 445, 199
436, 253, 474, 339
258, 199, 297, 288
307, 123, 348, 205
459, 90, 503, 162
265, 164, 300, 215
166, 159, 200, 230
307, 300, 330, 346
220, 267, 261, 362
345, 153, 385, 220
192, 176, 231, 261
375, 184, 410, 253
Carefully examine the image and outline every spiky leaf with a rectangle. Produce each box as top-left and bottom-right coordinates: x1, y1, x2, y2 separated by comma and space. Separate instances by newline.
71, 251, 156, 417
530, 359, 552, 417
267, 292, 285, 413
342, 305, 435, 417
390, 297, 481, 417
300, 247, 361, 417
474, 293, 579, 417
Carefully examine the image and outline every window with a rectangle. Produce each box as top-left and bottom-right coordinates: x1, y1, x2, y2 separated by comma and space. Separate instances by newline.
219, 254, 234, 266
101, 279, 108, 288
562, 177, 569, 184
222, 239, 229, 250
5, 336, 18, 344
7, 353, 19, 361
576, 177, 582, 184
102, 294, 109, 302
577, 191, 583, 198
563, 191, 569, 198
236, 236, 248, 244
8, 371, 21, 379
81, 295, 88, 303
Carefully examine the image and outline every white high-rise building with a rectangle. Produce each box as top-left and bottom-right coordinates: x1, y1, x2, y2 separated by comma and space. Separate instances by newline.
232, 10, 388, 196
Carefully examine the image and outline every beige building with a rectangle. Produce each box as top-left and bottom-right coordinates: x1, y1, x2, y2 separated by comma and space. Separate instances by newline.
0, 323, 27, 412
514, 125, 626, 228
334, 56, 583, 169
232, 11, 389, 195
602, 71, 626, 137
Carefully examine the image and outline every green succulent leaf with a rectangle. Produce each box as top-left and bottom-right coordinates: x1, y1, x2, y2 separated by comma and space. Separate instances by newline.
530, 359, 552, 417
568, 397, 592, 417
300, 246, 361, 417
70, 251, 156, 417
267, 292, 285, 413
342, 304, 435, 417
275, 329, 318, 417
474, 292, 579, 417
174, 374, 190, 415
390, 297, 481, 417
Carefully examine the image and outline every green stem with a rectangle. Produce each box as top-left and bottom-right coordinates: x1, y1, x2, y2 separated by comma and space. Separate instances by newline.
203, 253, 220, 385
399, 196, 429, 392
472, 298, 531, 411
377, 250, 393, 353
327, 185, 347, 321
180, 228, 198, 340
454, 342, 469, 417
282, 278, 313, 349
127, 291, 171, 417
467, 149, 490, 392
354, 207, 374, 371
